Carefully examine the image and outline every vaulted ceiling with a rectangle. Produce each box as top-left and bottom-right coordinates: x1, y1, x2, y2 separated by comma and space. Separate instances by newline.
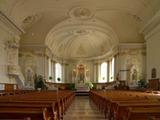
0, 0, 160, 60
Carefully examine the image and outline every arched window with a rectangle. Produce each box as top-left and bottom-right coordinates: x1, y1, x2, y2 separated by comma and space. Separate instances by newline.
99, 62, 108, 83
55, 63, 62, 83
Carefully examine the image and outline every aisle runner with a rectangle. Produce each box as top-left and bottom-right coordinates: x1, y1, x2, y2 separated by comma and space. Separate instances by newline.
64, 96, 106, 120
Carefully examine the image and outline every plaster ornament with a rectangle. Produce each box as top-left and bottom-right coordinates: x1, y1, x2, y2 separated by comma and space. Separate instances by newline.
69, 7, 94, 20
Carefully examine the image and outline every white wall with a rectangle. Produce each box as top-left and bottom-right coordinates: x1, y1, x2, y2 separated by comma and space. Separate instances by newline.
0, 12, 26, 87
146, 25, 160, 79
142, 9, 160, 80
0, 21, 22, 84
0, 28, 10, 83
117, 44, 146, 86
19, 51, 46, 88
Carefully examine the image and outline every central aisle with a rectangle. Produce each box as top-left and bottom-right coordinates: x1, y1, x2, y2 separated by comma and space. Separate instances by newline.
63, 96, 106, 120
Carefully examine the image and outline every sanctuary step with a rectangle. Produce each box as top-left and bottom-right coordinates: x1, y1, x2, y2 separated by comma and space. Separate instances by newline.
75, 90, 89, 96
75, 83, 90, 96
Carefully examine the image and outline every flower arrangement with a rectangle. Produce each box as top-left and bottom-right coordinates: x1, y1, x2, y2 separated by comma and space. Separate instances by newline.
138, 79, 147, 88
85, 81, 93, 89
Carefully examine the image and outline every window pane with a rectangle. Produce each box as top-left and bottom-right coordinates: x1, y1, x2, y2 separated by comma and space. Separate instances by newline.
99, 62, 107, 83
48, 59, 51, 77
55, 63, 62, 83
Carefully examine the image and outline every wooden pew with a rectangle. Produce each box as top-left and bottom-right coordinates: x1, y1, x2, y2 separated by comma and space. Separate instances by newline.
90, 90, 160, 120
112, 102, 160, 120
0, 107, 47, 120
0, 90, 75, 120
0, 101, 58, 120
0, 90, 34, 96
125, 107, 160, 120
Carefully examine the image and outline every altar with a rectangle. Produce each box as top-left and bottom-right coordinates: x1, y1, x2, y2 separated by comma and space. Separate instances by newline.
72, 64, 90, 95
76, 82, 89, 91
75, 83, 89, 96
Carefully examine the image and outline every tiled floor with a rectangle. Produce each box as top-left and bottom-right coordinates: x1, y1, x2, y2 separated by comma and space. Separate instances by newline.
63, 96, 106, 120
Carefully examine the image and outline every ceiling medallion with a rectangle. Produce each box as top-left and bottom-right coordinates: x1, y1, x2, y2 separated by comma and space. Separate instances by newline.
69, 6, 94, 20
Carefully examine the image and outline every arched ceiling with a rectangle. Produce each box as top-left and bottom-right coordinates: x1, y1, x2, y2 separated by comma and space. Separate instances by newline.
0, 0, 160, 60
45, 18, 119, 59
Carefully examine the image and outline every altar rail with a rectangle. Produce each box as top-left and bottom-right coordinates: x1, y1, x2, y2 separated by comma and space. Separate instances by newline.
45, 82, 116, 90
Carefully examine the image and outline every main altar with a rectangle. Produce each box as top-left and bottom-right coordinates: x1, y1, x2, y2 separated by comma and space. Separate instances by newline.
72, 64, 90, 95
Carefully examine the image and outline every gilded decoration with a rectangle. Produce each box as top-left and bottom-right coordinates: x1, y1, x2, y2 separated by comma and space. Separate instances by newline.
72, 64, 89, 84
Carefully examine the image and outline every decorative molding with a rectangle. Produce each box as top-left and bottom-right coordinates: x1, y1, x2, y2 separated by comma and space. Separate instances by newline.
45, 18, 119, 60
68, 6, 94, 20
6, 38, 20, 49
45, 47, 53, 58
119, 48, 146, 56
19, 50, 45, 57
0, 11, 24, 35
8, 65, 19, 75
22, 13, 42, 30
140, 9, 160, 38
20, 43, 46, 52
144, 24, 160, 40
119, 43, 146, 49
20, 43, 46, 48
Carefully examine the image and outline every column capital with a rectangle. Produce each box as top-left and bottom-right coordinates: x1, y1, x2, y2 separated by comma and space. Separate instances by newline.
6, 36, 20, 49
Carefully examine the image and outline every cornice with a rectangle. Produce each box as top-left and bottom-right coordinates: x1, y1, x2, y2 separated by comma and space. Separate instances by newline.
0, 11, 24, 35
20, 43, 46, 48
119, 43, 146, 49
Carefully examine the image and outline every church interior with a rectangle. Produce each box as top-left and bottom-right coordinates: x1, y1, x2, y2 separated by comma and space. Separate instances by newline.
0, 0, 160, 119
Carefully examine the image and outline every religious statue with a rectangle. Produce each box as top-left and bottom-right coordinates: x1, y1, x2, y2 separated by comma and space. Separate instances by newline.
132, 69, 137, 81
25, 68, 34, 87
79, 72, 84, 81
